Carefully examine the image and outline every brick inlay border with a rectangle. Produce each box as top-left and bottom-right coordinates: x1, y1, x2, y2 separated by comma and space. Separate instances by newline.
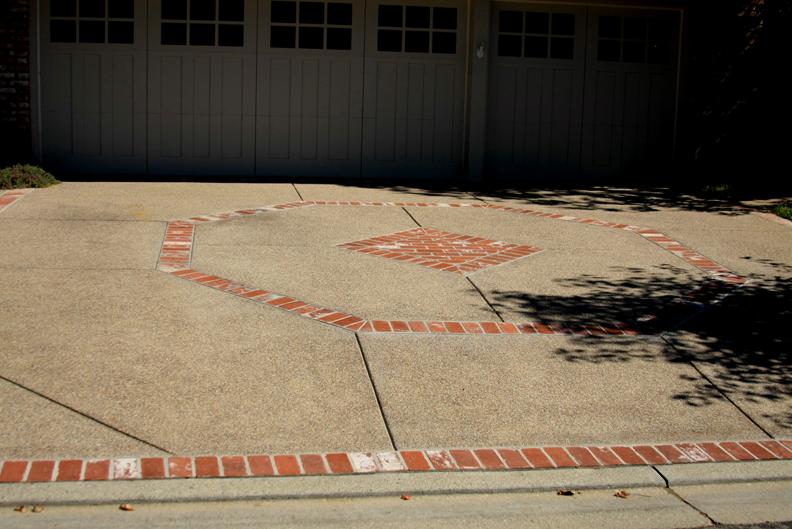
1, 440, 789, 483
156, 201, 748, 336
0, 188, 32, 213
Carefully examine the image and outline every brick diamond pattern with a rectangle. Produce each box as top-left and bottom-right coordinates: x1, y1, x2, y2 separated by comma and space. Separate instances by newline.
338, 227, 543, 275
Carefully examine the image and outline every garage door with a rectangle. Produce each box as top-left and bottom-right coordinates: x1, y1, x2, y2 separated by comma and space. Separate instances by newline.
41, 0, 148, 174
147, 0, 257, 175
361, 0, 466, 178
581, 8, 680, 173
486, 3, 680, 178
255, 0, 365, 177
39, 0, 467, 178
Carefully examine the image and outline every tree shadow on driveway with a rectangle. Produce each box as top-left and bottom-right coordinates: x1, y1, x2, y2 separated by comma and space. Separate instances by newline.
488, 260, 792, 432
337, 181, 791, 215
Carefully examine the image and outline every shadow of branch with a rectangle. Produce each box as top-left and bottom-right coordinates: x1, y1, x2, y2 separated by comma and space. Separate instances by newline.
488, 262, 791, 429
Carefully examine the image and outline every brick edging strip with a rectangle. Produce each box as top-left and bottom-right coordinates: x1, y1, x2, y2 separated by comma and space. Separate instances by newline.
155, 201, 748, 336
169, 268, 641, 336
0, 188, 32, 213
2, 440, 790, 483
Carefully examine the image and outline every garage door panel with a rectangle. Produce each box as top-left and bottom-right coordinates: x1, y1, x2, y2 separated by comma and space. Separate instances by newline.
221, 57, 247, 115
255, 0, 364, 177
193, 57, 212, 114
361, 0, 465, 178
486, 3, 586, 178
259, 58, 289, 117
72, 55, 101, 114
40, 0, 147, 173
490, 65, 517, 165
108, 109, 133, 158
147, 0, 257, 175
329, 118, 352, 159
299, 60, 320, 116
300, 117, 319, 159
329, 61, 354, 117
191, 114, 210, 157
432, 63, 455, 162
581, 8, 680, 173
486, 4, 680, 179
363, 60, 464, 174
255, 55, 363, 174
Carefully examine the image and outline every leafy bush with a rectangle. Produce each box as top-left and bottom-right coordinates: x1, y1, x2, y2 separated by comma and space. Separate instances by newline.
772, 202, 792, 221
0, 164, 59, 190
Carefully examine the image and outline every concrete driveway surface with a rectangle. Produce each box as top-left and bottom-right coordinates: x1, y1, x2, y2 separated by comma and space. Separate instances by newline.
0, 182, 790, 481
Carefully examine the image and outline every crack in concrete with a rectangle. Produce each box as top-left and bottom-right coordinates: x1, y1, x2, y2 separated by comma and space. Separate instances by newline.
353, 334, 398, 451
653, 466, 720, 526
401, 206, 422, 228
666, 487, 720, 526
291, 183, 305, 201
466, 276, 505, 322
0, 376, 172, 455
661, 336, 775, 439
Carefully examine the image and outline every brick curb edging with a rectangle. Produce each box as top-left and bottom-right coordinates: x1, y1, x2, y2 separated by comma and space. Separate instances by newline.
0, 188, 32, 213
2, 440, 790, 483
156, 201, 747, 336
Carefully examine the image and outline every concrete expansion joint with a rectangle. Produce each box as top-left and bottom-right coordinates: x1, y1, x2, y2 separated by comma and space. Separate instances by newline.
155, 200, 749, 337
664, 486, 719, 525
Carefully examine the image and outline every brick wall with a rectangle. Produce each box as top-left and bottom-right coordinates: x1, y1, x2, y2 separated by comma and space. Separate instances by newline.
0, 0, 32, 166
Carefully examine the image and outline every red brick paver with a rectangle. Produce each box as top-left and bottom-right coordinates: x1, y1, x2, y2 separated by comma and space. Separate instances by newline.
338, 227, 542, 276
5, 440, 785, 483
0, 189, 32, 213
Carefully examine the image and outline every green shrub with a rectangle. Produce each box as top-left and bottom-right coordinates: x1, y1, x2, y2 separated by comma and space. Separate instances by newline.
0, 164, 59, 190
772, 202, 792, 221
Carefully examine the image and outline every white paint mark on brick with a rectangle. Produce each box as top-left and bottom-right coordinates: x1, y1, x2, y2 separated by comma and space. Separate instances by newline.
425, 450, 456, 470
375, 452, 406, 472
349, 453, 377, 473
676, 444, 711, 462
112, 458, 141, 480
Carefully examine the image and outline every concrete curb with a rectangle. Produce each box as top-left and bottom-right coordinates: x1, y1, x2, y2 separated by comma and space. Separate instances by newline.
654, 460, 792, 486
1, 461, 789, 507
0, 466, 662, 506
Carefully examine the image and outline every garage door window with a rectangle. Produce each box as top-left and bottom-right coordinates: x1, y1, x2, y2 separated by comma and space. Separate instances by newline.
597, 15, 673, 64
50, 0, 135, 44
496, 10, 575, 59
161, 0, 245, 47
376, 5, 457, 54
270, 1, 354, 50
